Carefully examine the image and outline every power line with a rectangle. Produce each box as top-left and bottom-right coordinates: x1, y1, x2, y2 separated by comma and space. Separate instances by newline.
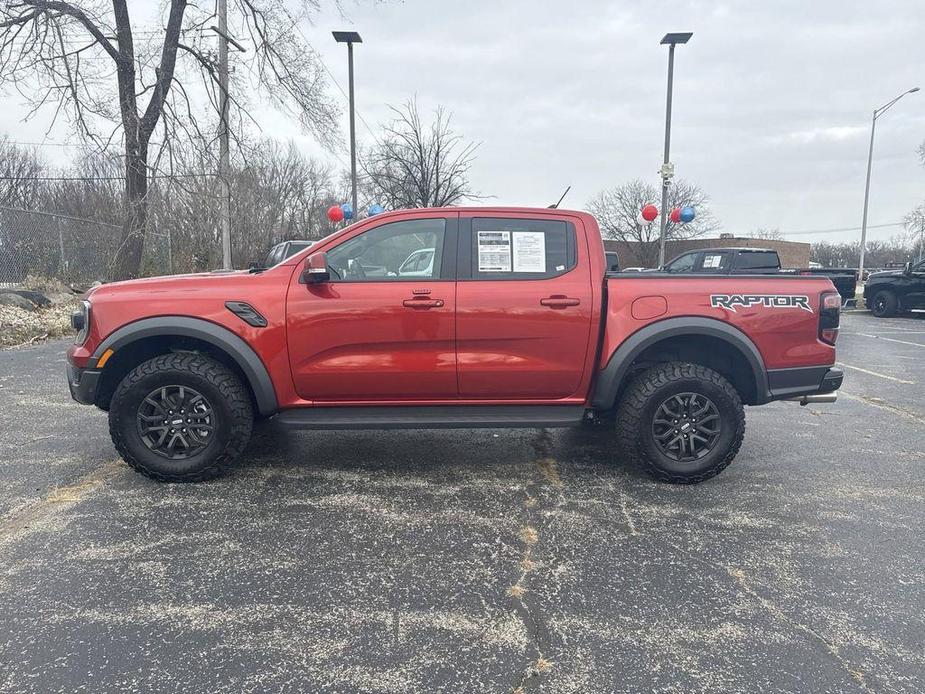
0, 173, 216, 181
292, 23, 380, 144
779, 222, 906, 236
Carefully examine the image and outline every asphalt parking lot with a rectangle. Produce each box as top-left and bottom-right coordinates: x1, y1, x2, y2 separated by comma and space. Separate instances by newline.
0, 311, 922, 694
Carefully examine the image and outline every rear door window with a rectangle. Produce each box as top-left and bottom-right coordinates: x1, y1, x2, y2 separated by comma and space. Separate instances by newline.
464, 218, 576, 280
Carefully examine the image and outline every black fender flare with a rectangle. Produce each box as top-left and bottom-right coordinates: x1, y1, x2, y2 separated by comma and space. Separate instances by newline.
591, 316, 769, 409
91, 316, 278, 416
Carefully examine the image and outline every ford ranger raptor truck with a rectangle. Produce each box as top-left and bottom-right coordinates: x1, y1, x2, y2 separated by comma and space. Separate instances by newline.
66, 207, 843, 483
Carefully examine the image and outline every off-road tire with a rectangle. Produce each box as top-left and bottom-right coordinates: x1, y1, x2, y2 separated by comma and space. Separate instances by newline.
869, 290, 898, 318
109, 353, 253, 482
615, 362, 745, 484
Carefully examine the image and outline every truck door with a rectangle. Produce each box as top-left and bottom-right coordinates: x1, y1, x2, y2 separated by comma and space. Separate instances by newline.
287, 214, 458, 401
455, 214, 594, 399
907, 260, 925, 308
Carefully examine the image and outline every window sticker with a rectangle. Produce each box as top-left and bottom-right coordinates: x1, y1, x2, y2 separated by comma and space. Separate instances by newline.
703, 254, 723, 269
477, 231, 511, 272
512, 231, 546, 272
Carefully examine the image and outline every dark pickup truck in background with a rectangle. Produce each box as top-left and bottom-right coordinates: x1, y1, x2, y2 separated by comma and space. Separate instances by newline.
660, 247, 858, 305
864, 258, 925, 317
662, 247, 782, 274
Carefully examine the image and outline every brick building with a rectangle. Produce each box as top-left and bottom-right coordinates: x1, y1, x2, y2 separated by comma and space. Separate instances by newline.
602, 235, 811, 269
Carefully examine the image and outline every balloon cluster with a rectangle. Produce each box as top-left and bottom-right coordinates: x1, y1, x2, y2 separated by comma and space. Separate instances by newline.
637, 204, 696, 225
327, 202, 385, 223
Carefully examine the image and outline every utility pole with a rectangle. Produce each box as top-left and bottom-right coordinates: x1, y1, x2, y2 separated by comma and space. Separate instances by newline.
217, 0, 232, 269
657, 33, 692, 268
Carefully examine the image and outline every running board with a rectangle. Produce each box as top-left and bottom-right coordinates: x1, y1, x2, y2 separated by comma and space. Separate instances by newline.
274, 405, 587, 430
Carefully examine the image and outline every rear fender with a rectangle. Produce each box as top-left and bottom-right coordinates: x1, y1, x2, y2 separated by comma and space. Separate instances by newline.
591, 317, 768, 409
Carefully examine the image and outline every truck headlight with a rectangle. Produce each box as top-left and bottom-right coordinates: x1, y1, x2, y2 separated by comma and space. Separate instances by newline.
71, 300, 91, 344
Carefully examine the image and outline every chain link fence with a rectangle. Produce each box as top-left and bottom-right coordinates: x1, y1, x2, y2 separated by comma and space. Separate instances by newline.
0, 205, 171, 287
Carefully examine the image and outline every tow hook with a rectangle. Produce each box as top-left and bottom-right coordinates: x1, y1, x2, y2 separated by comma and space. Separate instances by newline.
784, 392, 838, 406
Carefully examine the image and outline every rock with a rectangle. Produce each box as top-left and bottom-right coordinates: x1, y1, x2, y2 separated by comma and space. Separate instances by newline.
0, 293, 36, 311
0, 289, 50, 307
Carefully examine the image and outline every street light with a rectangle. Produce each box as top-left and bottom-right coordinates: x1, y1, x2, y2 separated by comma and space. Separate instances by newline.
858, 86, 919, 281
657, 32, 693, 267
333, 30, 363, 218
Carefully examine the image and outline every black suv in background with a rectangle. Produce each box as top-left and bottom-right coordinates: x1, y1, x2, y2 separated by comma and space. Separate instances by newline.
864, 259, 925, 317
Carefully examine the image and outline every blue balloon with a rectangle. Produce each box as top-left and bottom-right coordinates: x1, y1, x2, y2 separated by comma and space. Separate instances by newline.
340, 203, 353, 220
680, 206, 696, 223
367, 203, 385, 216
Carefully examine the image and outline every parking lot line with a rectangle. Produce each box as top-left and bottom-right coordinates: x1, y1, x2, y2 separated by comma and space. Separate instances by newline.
835, 362, 916, 384
841, 391, 923, 423
855, 333, 925, 348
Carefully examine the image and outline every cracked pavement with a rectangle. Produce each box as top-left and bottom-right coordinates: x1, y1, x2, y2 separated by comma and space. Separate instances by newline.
0, 311, 923, 693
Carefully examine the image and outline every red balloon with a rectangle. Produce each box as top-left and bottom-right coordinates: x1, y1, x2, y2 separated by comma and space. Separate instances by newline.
669, 207, 682, 223
641, 204, 659, 222
327, 205, 345, 223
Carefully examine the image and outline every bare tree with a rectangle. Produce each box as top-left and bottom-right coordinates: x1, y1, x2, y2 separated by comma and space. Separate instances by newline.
750, 227, 785, 241
587, 179, 719, 267
0, 0, 339, 279
362, 99, 480, 209
811, 237, 914, 268
0, 136, 45, 208
904, 204, 925, 260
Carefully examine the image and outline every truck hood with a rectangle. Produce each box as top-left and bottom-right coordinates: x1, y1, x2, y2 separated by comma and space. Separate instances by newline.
88, 270, 250, 298
867, 269, 903, 279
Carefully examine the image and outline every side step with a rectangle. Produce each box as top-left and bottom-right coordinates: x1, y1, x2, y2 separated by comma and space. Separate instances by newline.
274, 405, 587, 430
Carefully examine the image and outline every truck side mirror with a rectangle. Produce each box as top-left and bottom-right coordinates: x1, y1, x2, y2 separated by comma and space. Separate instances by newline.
301, 251, 331, 284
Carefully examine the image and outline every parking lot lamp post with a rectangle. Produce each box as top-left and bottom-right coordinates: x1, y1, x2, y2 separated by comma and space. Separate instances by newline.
858, 86, 919, 281
333, 31, 363, 219
658, 32, 693, 268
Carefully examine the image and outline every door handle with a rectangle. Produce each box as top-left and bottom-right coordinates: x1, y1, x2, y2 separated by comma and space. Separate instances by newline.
540, 296, 580, 308
403, 298, 444, 309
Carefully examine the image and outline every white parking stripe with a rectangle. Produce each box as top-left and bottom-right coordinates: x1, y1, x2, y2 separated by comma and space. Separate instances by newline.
856, 333, 925, 348
841, 392, 923, 424
835, 362, 916, 384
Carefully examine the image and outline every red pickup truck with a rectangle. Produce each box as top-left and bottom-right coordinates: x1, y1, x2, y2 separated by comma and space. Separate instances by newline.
66, 207, 843, 483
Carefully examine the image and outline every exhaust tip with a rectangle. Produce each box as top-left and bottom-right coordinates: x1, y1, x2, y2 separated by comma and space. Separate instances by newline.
785, 392, 838, 406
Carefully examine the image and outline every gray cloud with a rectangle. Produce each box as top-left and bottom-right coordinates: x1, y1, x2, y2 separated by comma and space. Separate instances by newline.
5, 0, 923, 243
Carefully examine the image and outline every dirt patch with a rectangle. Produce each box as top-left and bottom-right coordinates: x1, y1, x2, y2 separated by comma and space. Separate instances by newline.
0, 276, 81, 349
0, 300, 80, 349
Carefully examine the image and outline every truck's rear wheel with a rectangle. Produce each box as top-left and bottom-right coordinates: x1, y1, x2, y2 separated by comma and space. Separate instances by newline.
869, 290, 897, 317
615, 362, 745, 483
109, 353, 253, 482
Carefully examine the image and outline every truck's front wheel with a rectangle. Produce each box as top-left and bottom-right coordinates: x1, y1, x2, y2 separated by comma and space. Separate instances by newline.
109, 353, 253, 482
615, 362, 745, 483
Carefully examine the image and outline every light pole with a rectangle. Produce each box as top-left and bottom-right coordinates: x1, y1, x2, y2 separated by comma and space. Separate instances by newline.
333, 31, 362, 218
858, 86, 919, 281
657, 32, 692, 268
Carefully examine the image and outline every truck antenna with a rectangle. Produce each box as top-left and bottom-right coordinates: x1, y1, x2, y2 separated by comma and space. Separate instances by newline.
548, 185, 571, 209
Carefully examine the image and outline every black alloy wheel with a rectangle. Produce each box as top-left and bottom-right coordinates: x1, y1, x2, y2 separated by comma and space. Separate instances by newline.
136, 385, 215, 459
651, 392, 721, 462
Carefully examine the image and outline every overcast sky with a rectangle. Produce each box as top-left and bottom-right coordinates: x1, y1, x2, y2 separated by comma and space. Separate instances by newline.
5, 0, 925, 243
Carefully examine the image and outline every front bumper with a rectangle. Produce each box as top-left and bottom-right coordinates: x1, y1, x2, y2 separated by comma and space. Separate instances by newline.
67, 362, 101, 406
766, 366, 843, 402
